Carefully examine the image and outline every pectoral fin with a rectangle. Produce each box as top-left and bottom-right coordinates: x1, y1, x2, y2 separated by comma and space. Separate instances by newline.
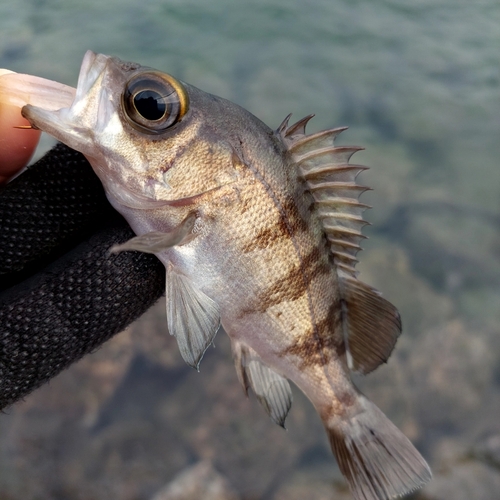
110, 213, 196, 254
233, 341, 292, 428
166, 265, 220, 370
341, 276, 402, 375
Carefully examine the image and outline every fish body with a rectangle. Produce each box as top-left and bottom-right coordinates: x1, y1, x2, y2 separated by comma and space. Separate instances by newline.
23, 51, 431, 499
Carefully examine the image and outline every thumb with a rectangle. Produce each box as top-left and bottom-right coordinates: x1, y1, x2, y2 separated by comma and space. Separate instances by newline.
0, 70, 76, 185
0, 70, 42, 184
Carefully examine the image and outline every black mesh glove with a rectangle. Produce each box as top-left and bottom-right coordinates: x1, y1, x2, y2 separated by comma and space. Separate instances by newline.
0, 144, 165, 410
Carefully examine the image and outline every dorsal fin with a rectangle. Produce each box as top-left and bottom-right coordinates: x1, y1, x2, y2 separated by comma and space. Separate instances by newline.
340, 276, 402, 373
278, 116, 402, 374
279, 116, 368, 278
283, 113, 315, 139
232, 340, 292, 428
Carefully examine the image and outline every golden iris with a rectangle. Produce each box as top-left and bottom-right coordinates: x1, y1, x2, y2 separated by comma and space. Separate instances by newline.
122, 71, 189, 134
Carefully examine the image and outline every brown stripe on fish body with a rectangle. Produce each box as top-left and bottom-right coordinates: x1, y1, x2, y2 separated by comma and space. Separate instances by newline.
252, 243, 330, 313
238, 177, 328, 292
240, 213, 289, 253
279, 298, 344, 369
280, 194, 310, 234
240, 193, 309, 254
234, 171, 332, 336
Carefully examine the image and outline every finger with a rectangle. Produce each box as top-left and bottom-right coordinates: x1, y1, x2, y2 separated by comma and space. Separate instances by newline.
0, 71, 76, 185
0, 70, 42, 184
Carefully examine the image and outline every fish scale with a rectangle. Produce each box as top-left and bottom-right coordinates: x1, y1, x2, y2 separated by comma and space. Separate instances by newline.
218, 139, 338, 365
22, 50, 431, 500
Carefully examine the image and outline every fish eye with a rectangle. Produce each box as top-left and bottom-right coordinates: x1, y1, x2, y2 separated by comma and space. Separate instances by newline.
122, 71, 189, 134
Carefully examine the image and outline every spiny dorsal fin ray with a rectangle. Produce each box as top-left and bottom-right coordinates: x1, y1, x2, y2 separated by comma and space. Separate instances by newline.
315, 196, 371, 207
284, 114, 315, 139
296, 146, 365, 168
319, 212, 370, 225
277, 113, 292, 135
323, 220, 369, 238
232, 340, 292, 428
288, 126, 348, 154
279, 117, 368, 279
279, 115, 402, 374
166, 265, 221, 370
341, 275, 402, 374
324, 225, 367, 240
308, 181, 372, 196
301, 164, 368, 182
327, 238, 363, 251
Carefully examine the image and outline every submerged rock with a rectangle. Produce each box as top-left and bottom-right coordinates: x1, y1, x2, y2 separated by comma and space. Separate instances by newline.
150, 461, 239, 500
474, 435, 500, 470
419, 460, 500, 500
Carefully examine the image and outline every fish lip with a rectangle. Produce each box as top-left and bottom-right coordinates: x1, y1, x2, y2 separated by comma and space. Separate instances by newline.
75, 50, 100, 100
21, 50, 115, 156
22, 105, 97, 156
75, 50, 112, 102
22, 104, 95, 153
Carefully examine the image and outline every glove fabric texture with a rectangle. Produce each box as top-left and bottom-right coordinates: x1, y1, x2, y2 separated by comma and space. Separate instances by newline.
0, 144, 165, 410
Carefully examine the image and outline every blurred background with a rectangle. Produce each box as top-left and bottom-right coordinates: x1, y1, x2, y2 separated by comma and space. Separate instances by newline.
1, 0, 500, 498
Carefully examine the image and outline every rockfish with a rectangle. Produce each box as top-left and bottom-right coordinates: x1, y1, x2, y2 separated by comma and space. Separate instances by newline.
23, 51, 431, 499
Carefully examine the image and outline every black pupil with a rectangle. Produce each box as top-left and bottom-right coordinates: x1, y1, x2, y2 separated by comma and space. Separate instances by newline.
133, 90, 166, 121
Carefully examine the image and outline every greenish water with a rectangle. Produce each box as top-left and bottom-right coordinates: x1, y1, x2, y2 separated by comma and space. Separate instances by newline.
1, 1, 500, 499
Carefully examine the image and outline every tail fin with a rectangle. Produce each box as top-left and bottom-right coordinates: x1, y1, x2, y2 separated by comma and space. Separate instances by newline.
326, 396, 431, 500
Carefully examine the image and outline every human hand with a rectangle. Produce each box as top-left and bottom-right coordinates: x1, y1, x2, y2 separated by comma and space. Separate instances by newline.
0, 70, 41, 183
0, 78, 165, 410
0, 69, 76, 184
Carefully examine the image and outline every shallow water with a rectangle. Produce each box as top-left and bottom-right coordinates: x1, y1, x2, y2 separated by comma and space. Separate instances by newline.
1, 1, 499, 499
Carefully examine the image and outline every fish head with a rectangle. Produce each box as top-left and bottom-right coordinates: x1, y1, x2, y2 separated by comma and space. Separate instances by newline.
22, 51, 241, 210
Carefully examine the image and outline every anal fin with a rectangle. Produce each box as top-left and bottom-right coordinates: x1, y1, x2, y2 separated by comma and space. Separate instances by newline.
341, 276, 402, 374
166, 265, 220, 370
233, 341, 292, 428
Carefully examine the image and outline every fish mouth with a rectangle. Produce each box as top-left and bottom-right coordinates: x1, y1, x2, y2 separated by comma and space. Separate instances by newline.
22, 104, 93, 154
21, 50, 115, 157
74, 51, 109, 102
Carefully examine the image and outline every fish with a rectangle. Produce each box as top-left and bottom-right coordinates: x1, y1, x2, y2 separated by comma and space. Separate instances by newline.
22, 50, 431, 499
